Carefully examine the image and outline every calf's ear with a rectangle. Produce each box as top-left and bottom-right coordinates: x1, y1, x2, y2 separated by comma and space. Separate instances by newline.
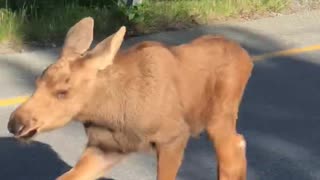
60, 17, 94, 61
85, 26, 126, 70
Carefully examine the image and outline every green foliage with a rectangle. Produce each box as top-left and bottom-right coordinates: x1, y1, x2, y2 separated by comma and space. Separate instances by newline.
0, 0, 292, 46
0, 8, 26, 44
138, 0, 291, 32
109, 0, 145, 29
0, 0, 121, 45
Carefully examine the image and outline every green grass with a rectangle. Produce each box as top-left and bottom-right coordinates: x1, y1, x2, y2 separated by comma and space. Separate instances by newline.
0, 8, 26, 44
23, 5, 115, 43
0, 1, 124, 46
0, 0, 291, 47
137, 0, 290, 32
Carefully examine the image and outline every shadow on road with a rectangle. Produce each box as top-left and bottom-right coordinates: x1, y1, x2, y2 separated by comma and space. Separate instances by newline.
0, 137, 113, 180
1, 24, 320, 180
0, 137, 70, 180
239, 55, 320, 180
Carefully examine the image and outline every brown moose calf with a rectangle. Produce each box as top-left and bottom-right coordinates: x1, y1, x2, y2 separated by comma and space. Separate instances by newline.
8, 17, 253, 180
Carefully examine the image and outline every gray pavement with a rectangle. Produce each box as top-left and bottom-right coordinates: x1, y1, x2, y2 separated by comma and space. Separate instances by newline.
1, 10, 320, 180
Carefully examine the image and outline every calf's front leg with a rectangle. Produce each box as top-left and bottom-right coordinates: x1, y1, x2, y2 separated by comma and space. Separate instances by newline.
156, 135, 189, 180
57, 147, 125, 180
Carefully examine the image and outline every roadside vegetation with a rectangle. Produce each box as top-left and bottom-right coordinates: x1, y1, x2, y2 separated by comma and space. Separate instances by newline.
0, 0, 315, 47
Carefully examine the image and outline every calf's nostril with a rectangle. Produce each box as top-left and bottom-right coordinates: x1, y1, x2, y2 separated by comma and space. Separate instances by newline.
7, 118, 25, 136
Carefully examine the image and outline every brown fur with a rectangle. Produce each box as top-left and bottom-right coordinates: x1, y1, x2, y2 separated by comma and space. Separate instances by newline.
8, 17, 253, 180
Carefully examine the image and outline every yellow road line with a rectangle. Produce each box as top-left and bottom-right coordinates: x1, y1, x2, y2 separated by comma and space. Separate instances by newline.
252, 44, 320, 61
1, 44, 320, 107
0, 96, 29, 107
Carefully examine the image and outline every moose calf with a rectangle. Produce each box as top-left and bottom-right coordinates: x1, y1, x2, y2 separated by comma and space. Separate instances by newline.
8, 17, 253, 180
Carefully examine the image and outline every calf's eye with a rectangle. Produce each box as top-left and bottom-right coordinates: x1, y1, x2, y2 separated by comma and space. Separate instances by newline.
56, 90, 68, 99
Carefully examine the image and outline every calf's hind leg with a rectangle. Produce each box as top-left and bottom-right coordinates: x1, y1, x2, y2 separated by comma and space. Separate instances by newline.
207, 61, 252, 180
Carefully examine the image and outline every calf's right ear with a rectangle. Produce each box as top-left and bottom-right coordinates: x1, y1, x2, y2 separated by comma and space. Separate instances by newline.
60, 17, 94, 61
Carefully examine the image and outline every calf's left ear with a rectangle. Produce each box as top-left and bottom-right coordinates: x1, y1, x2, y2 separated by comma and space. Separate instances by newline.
85, 26, 126, 70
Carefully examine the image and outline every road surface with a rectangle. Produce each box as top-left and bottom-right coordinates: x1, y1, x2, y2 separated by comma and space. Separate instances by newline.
1, 10, 320, 180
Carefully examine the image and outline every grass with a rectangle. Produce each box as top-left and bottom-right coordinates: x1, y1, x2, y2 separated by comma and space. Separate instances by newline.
23, 5, 115, 43
0, 3, 124, 46
137, 0, 290, 32
0, 8, 25, 44
0, 0, 292, 47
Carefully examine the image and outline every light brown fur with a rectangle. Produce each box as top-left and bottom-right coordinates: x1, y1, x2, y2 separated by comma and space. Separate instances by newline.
8, 17, 253, 180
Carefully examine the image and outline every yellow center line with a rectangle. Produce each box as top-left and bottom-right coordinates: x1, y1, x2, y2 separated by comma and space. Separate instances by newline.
252, 44, 320, 61
0, 96, 29, 107
1, 44, 320, 107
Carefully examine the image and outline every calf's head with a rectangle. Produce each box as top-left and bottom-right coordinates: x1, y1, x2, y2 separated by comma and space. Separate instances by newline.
7, 17, 126, 139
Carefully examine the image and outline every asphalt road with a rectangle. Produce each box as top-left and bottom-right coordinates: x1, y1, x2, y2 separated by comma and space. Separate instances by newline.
1, 10, 320, 180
